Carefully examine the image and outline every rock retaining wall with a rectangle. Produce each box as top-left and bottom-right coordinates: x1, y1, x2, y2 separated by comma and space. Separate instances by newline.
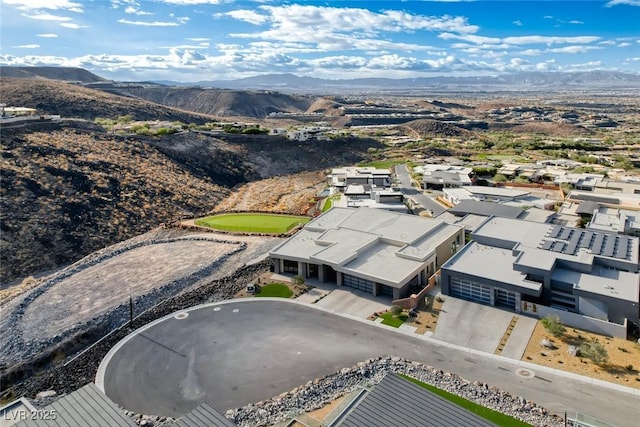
227, 356, 564, 427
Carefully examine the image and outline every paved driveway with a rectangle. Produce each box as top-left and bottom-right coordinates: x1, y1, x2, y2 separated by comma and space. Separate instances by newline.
315, 288, 391, 318
434, 297, 537, 360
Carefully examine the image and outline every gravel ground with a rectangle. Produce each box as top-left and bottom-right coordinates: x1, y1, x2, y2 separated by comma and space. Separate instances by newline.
228, 356, 564, 427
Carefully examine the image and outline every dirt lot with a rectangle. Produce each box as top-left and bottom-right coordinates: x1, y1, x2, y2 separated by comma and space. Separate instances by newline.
522, 322, 640, 389
213, 171, 326, 215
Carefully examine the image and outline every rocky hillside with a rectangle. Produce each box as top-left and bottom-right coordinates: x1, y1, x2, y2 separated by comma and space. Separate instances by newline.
113, 86, 315, 118
0, 66, 105, 83
1, 123, 382, 283
400, 119, 475, 138
0, 78, 215, 122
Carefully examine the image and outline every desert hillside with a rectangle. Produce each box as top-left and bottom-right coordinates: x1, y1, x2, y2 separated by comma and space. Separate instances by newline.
0, 66, 105, 83
0, 123, 382, 283
0, 126, 232, 283
114, 86, 315, 118
0, 78, 214, 122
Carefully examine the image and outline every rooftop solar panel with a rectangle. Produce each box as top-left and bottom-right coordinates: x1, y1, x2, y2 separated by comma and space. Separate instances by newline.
614, 237, 630, 260
549, 226, 562, 238
602, 236, 616, 257
578, 232, 593, 248
558, 228, 572, 240
541, 240, 553, 250
591, 233, 605, 254
551, 241, 565, 252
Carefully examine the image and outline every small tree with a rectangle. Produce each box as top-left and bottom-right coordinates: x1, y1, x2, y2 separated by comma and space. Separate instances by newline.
541, 315, 566, 337
493, 173, 508, 183
390, 305, 403, 316
579, 341, 609, 365
292, 275, 305, 286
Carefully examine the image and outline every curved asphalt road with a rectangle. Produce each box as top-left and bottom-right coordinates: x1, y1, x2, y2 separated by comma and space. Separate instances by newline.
98, 299, 640, 425
394, 164, 446, 216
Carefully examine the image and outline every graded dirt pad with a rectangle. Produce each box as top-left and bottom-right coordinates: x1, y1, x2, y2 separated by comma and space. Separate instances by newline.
523, 321, 640, 389
20, 240, 238, 341
213, 171, 326, 215
0, 234, 249, 369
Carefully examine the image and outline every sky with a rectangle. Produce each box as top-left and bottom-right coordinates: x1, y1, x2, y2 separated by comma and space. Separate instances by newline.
1, 0, 639, 82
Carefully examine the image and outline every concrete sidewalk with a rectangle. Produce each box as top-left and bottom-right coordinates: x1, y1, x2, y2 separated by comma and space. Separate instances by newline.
501, 315, 537, 360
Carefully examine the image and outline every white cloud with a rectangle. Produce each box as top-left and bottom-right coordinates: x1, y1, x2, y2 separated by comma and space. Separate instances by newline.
623, 57, 640, 63
617, 42, 632, 47
3, 0, 83, 13
159, 0, 223, 4
569, 20, 584, 25
606, 0, 640, 7
59, 22, 89, 29
222, 9, 268, 25
37, 33, 59, 38
187, 37, 209, 42
227, 5, 479, 39
22, 13, 72, 21
118, 18, 180, 26
547, 45, 602, 54
512, 20, 522, 26
125, 6, 153, 16
11, 44, 40, 49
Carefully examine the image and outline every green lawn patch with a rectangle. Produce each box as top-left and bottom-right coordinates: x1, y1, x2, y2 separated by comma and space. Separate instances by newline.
398, 374, 533, 427
255, 283, 293, 298
195, 213, 310, 233
322, 198, 333, 212
378, 312, 408, 328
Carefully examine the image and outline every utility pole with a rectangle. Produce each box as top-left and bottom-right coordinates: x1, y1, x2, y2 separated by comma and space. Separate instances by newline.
129, 295, 133, 328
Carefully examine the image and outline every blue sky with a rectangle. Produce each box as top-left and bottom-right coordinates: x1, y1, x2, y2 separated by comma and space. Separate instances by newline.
1, 0, 639, 81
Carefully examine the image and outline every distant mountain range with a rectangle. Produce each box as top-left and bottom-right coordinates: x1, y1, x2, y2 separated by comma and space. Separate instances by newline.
2, 66, 640, 94
160, 70, 640, 93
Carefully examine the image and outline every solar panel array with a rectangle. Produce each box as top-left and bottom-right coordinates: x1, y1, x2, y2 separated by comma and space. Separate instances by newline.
539, 226, 634, 261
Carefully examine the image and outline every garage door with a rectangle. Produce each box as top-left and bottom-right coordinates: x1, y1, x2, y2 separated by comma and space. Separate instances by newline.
495, 289, 516, 309
343, 274, 373, 293
450, 278, 491, 305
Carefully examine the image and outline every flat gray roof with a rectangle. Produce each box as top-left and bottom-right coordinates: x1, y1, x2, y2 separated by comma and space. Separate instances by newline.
442, 242, 542, 295
448, 200, 523, 219
335, 373, 496, 427
271, 207, 462, 287
552, 267, 639, 303
464, 186, 530, 198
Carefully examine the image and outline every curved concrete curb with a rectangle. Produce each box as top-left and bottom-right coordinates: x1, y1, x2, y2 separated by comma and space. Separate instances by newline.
95, 297, 640, 397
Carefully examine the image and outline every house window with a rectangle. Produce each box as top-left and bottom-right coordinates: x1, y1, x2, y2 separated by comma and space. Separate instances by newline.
283, 260, 298, 274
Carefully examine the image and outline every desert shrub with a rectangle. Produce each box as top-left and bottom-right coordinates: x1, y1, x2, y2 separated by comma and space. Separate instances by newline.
292, 275, 305, 286
390, 305, 402, 316
493, 173, 508, 182
579, 341, 608, 365
541, 315, 566, 337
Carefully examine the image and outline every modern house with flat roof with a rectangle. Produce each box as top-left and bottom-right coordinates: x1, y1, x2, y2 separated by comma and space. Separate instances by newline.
342, 184, 406, 212
414, 164, 473, 190
328, 167, 391, 192
584, 205, 640, 237
270, 207, 464, 299
440, 217, 639, 335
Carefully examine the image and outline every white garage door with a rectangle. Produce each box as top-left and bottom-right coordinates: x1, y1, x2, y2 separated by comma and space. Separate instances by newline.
450, 278, 491, 305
